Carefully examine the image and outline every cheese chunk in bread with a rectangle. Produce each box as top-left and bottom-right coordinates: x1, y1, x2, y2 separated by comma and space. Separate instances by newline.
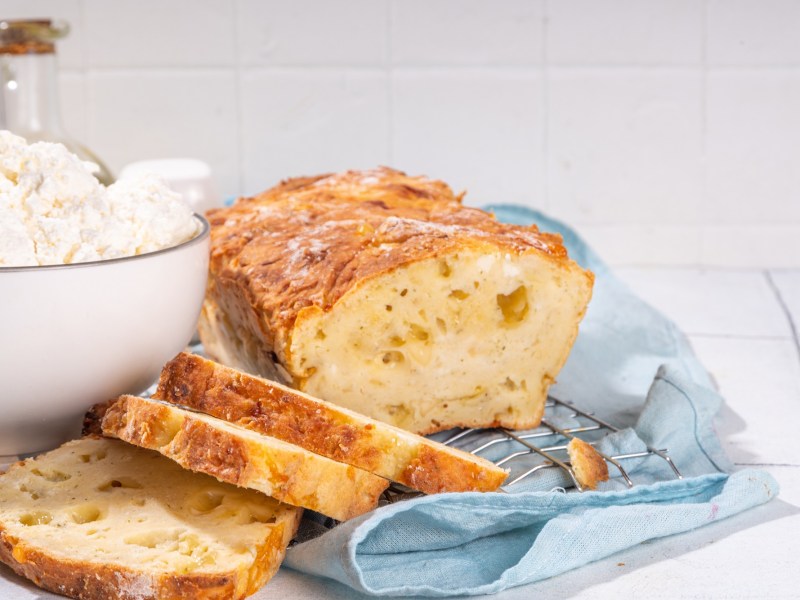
0, 437, 302, 600
201, 168, 594, 434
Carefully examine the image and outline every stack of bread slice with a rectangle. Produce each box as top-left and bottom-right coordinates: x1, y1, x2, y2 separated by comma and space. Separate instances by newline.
0, 353, 507, 600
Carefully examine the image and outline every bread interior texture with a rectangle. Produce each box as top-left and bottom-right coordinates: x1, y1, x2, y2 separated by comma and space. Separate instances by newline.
0, 438, 298, 585
286, 247, 592, 434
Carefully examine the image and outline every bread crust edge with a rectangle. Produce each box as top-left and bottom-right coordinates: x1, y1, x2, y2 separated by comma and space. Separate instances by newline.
0, 446, 303, 600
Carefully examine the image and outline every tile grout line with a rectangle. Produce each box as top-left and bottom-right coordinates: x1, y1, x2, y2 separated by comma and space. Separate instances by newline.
386, 0, 394, 167
688, 332, 793, 341
77, 0, 90, 149
699, 0, 709, 262
541, 0, 549, 212
734, 462, 800, 468
232, 0, 245, 197
764, 270, 800, 367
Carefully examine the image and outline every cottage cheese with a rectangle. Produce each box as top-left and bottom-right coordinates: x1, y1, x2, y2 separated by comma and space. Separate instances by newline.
0, 131, 199, 267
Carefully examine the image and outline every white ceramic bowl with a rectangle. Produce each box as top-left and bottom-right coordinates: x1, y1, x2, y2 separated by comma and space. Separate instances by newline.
0, 215, 210, 456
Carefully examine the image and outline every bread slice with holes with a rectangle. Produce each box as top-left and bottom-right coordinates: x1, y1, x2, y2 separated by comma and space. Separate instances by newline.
153, 352, 507, 493
97, 395, 388, 521
202, 167, 593, 434
0, 436, 303, 600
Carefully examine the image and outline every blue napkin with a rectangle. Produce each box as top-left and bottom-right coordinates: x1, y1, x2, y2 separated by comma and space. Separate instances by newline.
283, 206, 779, 596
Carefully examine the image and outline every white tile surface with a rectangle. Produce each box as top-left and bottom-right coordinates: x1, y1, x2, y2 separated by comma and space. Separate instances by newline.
58, 71, 87, 142
390, 0, 543, 65
546, 0, 704, 65
237, 0, 388, 66
614, 268, 792, 338
701, 225, 800, 268
770, 270, 800, 329
708, 0, 800, 66
83, 0, 236, 67
706, 70, 800, 226
391, 69, 543, 208
575, 224, 702, 267
87, 70, 240, 195
240, 69, 389, 195
547, 69, 703, 225
0, 0, 85, 68
690, 335, 800, 465
504, 466, 800, 600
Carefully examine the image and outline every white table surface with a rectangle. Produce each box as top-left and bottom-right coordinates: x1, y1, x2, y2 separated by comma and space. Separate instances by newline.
3, 267, 799, 599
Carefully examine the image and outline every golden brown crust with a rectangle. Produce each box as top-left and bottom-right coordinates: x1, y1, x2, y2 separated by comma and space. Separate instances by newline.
154, 353, 507, 493
100, 396, 388, 521
0, 436, 303, 600
567, 438, 609, 490
0, 523, 293, 600
205, 167, 575, 358
155, 353, 384, 469
400, 445, 502, 494
169, 419, 252, 487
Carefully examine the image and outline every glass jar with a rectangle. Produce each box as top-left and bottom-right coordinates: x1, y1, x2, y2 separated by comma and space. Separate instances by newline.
0, 19, 113, 184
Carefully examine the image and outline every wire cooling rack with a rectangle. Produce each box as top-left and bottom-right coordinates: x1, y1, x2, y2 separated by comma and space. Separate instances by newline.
382, 396, 683, 503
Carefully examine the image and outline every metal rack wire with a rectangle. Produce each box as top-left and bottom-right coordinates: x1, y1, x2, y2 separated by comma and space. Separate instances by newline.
382, 396, 683, 503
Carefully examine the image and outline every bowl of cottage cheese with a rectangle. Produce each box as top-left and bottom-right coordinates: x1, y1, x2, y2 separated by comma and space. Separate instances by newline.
0, 131, 210, 456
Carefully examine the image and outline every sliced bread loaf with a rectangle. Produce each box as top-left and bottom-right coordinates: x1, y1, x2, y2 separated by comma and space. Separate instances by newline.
0, 436, 303, 600
154, 353, 508, 493
98, 395, 389, 521
201, 168, 593, 435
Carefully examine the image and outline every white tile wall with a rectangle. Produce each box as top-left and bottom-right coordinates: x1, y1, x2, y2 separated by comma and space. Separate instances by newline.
2, 0, 799, 267
615, 267, 792, 338
86, 70, 240, 194
701, 225, 800, 268
547, 0, 704, 65
391, 69, 543, 207
240, 69, 389, 194
83, 0, 236, 67
575, 224, 702, 266
707, 0, 800, 66
706, 70, 800, 225
58, 71, 88, 142
391, 0, 543, 66
546, 69, 703, 225
237, 0, 388, 66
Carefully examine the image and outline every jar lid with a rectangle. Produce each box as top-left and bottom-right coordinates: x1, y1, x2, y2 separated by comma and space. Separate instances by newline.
0, 19, 69, 55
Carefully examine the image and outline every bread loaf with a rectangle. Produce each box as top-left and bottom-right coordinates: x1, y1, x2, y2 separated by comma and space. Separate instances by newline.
201, 168, 594, 434
0, 437, 302, 600
154, 352, 507, 493
98, 395, 388, 520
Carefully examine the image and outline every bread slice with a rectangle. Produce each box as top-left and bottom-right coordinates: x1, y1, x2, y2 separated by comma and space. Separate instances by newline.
154, 352, 507, 494
201, 167, 593, 434
567, 438, 609, 490
98, 395, 388, 521
0, 436, 302, 600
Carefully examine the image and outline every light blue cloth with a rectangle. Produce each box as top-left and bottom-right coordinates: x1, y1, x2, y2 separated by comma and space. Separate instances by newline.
283, 206, 779, 596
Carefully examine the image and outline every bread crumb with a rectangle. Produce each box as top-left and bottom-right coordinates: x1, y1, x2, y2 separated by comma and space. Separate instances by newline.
567, 438, 609, 490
